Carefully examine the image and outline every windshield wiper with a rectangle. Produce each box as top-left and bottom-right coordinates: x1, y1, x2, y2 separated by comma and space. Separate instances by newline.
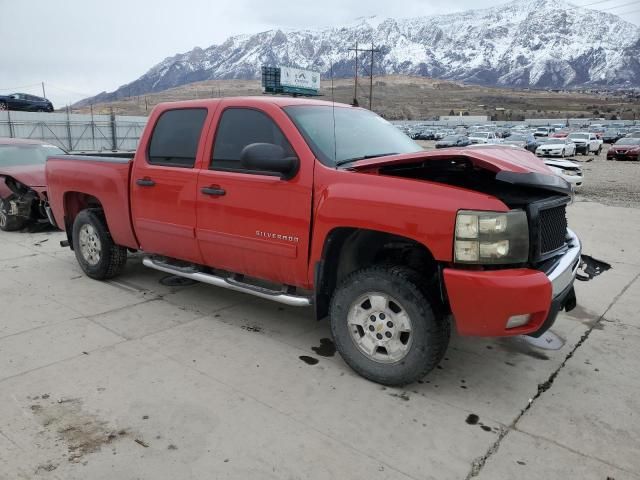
335, 153, 399, 167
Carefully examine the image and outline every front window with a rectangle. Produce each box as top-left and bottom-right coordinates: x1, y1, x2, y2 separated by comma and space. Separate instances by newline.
284, 105, 421, 166
569, 133, 588, 140
0, 144, 65, 166
615, 138, 640, 146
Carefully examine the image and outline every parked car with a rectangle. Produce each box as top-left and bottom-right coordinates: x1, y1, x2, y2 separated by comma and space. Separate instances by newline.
411, 129, 435, 140
534, 126, 552, 137
567, 132, 602, 155
543, 159, 583, 190
606, 137, 640, 161
468, 131, 500, 144
535, 138, 577, 158
502, 133, 538, 152
0, 138, 65, 231
549, 130, 570, 139
602, 129, 624, 144
435, 135, 471, 148
45, 97, 581, 386
626, 131, 640, 139
0, 93, 54, 112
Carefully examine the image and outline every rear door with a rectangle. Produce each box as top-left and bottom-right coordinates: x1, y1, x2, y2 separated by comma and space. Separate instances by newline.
195, 102, 314, 287
130, 107, 209, 264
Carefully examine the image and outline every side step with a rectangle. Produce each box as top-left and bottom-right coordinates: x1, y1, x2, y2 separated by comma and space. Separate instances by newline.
142, 257, 312, 307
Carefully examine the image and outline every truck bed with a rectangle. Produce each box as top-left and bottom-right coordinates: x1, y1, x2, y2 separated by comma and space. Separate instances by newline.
46, 155, 138, 249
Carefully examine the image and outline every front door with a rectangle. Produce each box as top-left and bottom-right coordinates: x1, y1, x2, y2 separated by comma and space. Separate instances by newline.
195, 103, 313, 286
130, 107, 209, 264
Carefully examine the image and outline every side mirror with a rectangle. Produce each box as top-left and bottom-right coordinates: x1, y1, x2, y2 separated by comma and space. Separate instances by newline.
240, 143, 299, 179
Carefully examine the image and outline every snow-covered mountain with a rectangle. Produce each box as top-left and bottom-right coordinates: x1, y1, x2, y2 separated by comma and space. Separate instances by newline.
77, 0, 640, 106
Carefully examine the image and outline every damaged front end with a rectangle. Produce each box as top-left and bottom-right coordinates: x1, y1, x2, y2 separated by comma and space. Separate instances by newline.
0, 176, 50, 231
352, 149, 581, 338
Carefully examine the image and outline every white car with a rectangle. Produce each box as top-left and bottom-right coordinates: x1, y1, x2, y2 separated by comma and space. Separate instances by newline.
535, 138, 577, 158
544, 158, 584, 189
468, 131, 500, 144
534, 126, 552, 137
467, 144, 584, 190
567, 132, 602, 155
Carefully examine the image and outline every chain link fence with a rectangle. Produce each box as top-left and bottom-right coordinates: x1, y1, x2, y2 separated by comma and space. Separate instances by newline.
0, 110, 147, 153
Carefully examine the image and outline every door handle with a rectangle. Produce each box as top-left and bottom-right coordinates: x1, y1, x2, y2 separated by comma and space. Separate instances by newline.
201, 186, 226, 196
136, 178, 155, 187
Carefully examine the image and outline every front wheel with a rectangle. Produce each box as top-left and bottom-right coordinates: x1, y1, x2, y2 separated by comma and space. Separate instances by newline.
72, 209, 127, 280
330, 266, 449, 386
0, 102, 6, 111
0, 197, 27, 232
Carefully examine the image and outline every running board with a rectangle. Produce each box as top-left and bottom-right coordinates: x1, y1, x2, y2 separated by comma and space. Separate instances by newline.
142, 257, 312, 307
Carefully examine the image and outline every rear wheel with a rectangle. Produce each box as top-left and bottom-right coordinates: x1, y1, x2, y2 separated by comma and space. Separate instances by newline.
72, 209, 127, 280
330, 265, 449, 386
0, 102, 6, 111
0, 197, 27, 232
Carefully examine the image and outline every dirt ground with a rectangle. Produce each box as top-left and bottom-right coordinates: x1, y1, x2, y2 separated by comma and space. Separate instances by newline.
418, 141, 640, 209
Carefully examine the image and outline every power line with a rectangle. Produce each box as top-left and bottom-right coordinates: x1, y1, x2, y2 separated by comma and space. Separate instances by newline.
601, 0, 640, 10
576, 0, 629, 6
615, 6, 640, 13
0, 83, 41, 92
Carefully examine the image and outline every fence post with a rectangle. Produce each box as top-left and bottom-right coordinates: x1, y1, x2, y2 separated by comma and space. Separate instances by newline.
7, 109, 14, 138
66, 106, 73, 151
110, 108, 117, 151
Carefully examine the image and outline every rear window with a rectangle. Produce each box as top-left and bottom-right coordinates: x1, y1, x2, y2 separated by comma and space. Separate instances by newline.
148, 108, 207, 168
0, 144, 65, 166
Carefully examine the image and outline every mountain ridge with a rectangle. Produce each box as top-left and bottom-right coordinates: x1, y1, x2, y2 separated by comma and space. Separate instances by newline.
74, 0, 640, 107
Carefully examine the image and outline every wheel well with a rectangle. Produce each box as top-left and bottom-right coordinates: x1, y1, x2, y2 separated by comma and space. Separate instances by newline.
315, 228, 442, 320
62, 192, 103, 248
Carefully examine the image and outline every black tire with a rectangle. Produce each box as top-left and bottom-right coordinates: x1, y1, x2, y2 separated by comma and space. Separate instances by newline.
72, 209, 127, 280
0, 197, 27, 232
329, 265, 448, 386
0, 102, 6, 111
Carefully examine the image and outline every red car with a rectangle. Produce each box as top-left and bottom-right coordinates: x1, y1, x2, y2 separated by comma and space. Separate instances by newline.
45, 97, 581, 385
0, 138, 65, 231
606, 137, 640, 161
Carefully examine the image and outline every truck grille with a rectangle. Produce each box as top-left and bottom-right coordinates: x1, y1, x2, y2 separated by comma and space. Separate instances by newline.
538, 204, 568, 255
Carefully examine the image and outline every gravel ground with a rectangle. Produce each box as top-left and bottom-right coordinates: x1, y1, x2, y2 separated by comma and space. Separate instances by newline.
417, 140, 640, 209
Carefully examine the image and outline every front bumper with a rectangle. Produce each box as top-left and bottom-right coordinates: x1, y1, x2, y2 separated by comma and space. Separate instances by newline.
443, 229, 581, 337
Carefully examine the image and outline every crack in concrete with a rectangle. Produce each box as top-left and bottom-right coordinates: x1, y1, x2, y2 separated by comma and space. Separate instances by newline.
465, 271, 640, 479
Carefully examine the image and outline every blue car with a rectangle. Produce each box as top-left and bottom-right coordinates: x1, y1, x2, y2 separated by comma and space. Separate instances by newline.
0, 93, 53, 112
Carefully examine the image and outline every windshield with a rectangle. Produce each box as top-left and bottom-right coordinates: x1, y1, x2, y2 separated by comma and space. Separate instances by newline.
284, 106, 422, 166
568, 133, 588, 140
441, 135, 459, 142
615, 138, 640, 145
472, 132, 490, 138
542, 138, 564, 144
0, 144, 65, 166
507, 135, 526, 141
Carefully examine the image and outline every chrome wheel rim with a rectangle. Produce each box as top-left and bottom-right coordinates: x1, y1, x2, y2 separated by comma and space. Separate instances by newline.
347, 292, 413, 364
78, 224, 101, 266
0, 200, 8, 228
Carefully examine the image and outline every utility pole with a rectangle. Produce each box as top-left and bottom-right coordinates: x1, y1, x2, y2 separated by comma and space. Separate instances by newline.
369, 42, 377, 110
41, 82, 46, 99
349, 42, 380, 109
349, 41, 359, 106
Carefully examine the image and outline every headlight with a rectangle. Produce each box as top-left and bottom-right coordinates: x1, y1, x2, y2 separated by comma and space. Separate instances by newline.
561, 169, 580, 176
454, 210, 529, 264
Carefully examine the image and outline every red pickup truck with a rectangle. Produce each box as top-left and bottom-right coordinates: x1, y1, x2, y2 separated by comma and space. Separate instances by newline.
46, 97, 581, 385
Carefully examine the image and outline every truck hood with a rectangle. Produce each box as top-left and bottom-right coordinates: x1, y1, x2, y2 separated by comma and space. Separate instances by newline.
347, 146, 572, 195
0, 164, 46, 187
349, 146, 553, 175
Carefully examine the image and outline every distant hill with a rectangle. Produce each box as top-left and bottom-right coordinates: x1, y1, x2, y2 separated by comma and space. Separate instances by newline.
73, 75, 640, 121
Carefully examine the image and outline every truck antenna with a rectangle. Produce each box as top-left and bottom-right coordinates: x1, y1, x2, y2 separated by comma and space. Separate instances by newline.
331, 59, 337, 167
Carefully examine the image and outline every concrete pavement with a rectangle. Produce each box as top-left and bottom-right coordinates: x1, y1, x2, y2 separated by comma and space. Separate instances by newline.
0, 200, 638, 479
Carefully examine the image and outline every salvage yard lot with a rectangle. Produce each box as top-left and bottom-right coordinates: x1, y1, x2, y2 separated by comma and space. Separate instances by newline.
1, 174, 640, 478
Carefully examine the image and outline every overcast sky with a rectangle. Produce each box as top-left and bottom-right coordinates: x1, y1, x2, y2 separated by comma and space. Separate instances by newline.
1, 0, 638, 107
